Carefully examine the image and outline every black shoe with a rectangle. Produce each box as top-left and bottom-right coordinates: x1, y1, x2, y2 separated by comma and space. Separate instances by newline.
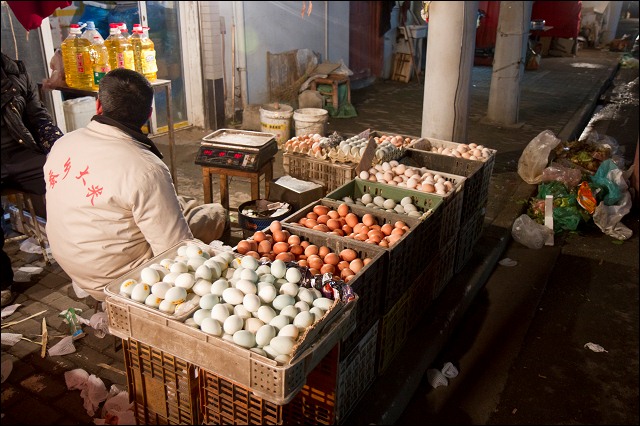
1, 289, 17, 308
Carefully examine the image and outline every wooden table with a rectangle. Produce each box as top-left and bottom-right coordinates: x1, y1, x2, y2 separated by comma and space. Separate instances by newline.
309, 73, 351, 111
201, 159, 274, 210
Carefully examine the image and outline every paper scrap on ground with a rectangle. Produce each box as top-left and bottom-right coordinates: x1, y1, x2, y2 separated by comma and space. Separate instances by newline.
584, 342, 608, 353
19, 237, 52, 256
441, 362, 459, 378
427, 368, 449, 388
64, 368, 109, 417
1, 304, 21, 318
48, 335, 76, 356
1, 333, 23, 346
89, 312, 109, 338
94, 385, 135, 425
499, 258, 518, 267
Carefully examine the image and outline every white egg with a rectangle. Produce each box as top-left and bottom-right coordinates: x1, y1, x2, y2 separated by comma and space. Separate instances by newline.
119, 278, 137, 296
194, 264, 213, 281
250, 347, 267, 357
310, 288, 323, 299
294, 300, 310, 312
140, 267, 160, 285
193, 308, 212, 325
222, 333, 234, 343
255, 264, 272, 276
285, 267, 302, 284
273, 294, 295, 311
211, 303, 231, 323
159, 258, 174, 269
177, 245, 188, 257
293, 311, 315, 330
199, 293, 219, 310
204, 258, 223, 275
174, 273, 195, 290
240, 268, 259, 283
309, 306, 325, 322
164, 286, 187, 305
278, 324, 299, 339
210, 278, 229, 296
244, 317, 265, 334
259, 274, 276, 284
185, 244, 204, 258
383, 198, 397, 209
256, 305, 277, 323
158, 299, 176, 314
184, 318, 198, 328
131, 283, 151, 302
373, 196, 385, 207
162, 271, 180, 285
149, 263, 168, 279
151, 281, 172, 299
279, 282, 299, 297
280, 305, 299, 320
313, 297, 334, 311
269, 314, 290, 331
297, 287, 316, 305
270, 336, 295, 355
263, 344, 280, 360
258, 284, 278, 304
192, 279, 213, 296
233, 330, 256, 348
144, 294, 162, 308
361, 193, 373, 204
255, 324, 277, 347
170, 261, 189, 274
232, 267, 244, 281
236, 279, 257, 295
233, 304, 252, 320
218, 250, 235, 265
270, 260, 287, 279
240, 255, 259, 271
200, 318, 223, 336
359, 170, 369, 179
223, 314, 244, 335
187, 256, 205, 271
243, 293, 262, 312
222, 287, 245, 305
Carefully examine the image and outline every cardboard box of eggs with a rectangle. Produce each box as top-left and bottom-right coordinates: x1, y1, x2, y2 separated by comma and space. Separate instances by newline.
105, 239, 357, 365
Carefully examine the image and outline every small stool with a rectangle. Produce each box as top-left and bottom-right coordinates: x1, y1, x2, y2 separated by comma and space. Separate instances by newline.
309, 73, 351, 111
1, 189, 51, 265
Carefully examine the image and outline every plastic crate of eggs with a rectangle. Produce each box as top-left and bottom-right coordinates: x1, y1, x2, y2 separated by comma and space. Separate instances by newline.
186, 254, 355, 365
282, 132, 344, 158
104, 241, 236, 320
371, 132, 422, 164
358, 160, 465, 198
410, 138, 495, 162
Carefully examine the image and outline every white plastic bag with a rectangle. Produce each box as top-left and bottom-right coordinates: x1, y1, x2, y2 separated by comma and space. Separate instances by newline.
511, 214, 554, 249
518, 130, 562, 184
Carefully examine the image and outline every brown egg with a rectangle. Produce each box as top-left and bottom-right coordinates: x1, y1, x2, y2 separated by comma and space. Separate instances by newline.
380, 223, 394, 236
273, 241, 290, 254
236, 240, 251, 254
331, 229, 345, 237
269, 221, 282, 233
342, 224, 353, 235
353, 223, 369, 235
379, 240, 389, 248
271, 230, 285, 243
318, 245, 331, 259
289, 244, 304, 256
345, 213, 359, 228
362, 213, 376, 227
313, 205, 330, 216
387, 234, 402, 246
304, 244, 319, 257
257, 240, 272, 254
344, 274, 355, 283
395, 220, 407, 229
337, 203, 350, 217
300, 240, 310, 249
391, 227, 405, 236
317, 214, 330, 225
253, 231, 267, 242
320, 264, 335, 275
327, 210, 340, 220
288, 234, 301, 245
297, 259, 308, 267
337, 260, 350, 271
340, 267, 355, 280
326, 218, 341, 231
340, 248, 357, 262
276, 252, 295, 262
354, 233, 368, 242
323, 252, 340, 266
306, 211, 319, 221
363, 257, 373, 265
367, 233, 383, 244
309, 268, 321, 275
313, 224, 331, 233
245, 251, 260, 259
307, 254, 324, 270
349, 258, 364, 274
304, 219, 318, 229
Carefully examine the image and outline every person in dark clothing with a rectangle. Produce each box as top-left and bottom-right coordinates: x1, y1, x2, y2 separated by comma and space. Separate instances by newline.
1, 51, 63, 307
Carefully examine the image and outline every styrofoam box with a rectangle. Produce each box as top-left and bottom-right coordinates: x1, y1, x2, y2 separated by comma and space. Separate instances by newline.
63, 96, 96, 132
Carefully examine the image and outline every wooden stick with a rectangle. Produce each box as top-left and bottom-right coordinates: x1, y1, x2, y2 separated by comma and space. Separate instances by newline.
41, 318, 48, 358
1, 309, 47, 328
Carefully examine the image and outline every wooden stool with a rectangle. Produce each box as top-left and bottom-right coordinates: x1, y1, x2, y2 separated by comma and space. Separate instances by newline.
309, 73, 351, 111
2, 189, 51, 265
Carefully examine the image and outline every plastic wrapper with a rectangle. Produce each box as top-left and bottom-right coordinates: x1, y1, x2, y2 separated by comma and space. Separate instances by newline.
41, 49, 65, 91
540, 162, 583, 188
518, 130, 562, 184
511, 214, 554, 249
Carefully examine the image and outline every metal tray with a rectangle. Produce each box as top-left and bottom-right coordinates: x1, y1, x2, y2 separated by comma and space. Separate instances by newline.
202, 128, 276, 148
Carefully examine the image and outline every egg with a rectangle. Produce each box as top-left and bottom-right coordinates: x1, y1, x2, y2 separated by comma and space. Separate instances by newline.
187, 256, 205, 271
193, 308, 212, 325
144, 294, 162, 308
200, 318, 223, 336
256, 324, 277, 347
236, 279, 257, 295
243, 293, 262, 312
223, 314, 244, 334
293, 310, 315, 330
170, 261, 189, 274
119, 278, 137, 296
158, 299, 176, 314
192, 279, 213, 296
140, 267, 160, 285
269, 314, 290, 331
162, 271, 180, 285
131, 283, 151, 302
294, 300, 310, 312
233, 304, 252, 319
222, 287, 245, 305
270, 336, 296, 355
150, 281, 171, 299
233, 330, 256, 349
244, 317, 265, 334
280, 305, 299, 320
174, 273, 195, 290
164, 286, 187, 305
257, 305, 277, 323
278, 324, 299, 339
263, 345, 280, 360
270, 259, 287, 279
279, 282, 299, 297
273, 294, 295, 311
309, 306, 325, 322
313, 297, 334, 311
199, 293, 219, 310
297, 287, 315, 305
211, 303, 231, 322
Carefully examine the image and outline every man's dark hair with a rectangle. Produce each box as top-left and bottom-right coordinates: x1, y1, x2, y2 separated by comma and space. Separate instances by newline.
98, 68, 153, 128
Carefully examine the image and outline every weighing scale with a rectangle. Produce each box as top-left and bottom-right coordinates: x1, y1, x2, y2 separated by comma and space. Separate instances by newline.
195, 129, 278, 172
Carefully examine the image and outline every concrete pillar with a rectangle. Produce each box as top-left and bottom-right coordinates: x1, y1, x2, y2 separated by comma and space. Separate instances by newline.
601, 1, 624, 44
421, 1, 478, 143
486, 1, 533, 126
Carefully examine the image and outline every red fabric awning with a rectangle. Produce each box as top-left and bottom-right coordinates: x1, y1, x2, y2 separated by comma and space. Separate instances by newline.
7, 1, 72, 32
531, 1, 582, 39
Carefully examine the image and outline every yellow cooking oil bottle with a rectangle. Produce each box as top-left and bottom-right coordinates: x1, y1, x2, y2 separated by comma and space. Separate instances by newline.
80, 21, 110, 90
131, 24, 158, 81
60, 23, 93, 90
104, 22, 135, 71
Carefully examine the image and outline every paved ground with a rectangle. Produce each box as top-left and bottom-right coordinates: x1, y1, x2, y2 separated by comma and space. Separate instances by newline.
1, 39, 638, 425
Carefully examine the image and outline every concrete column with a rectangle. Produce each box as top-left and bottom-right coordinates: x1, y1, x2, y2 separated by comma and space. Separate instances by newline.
486, 1, 533, 126
601, 1, 624, 45
421, 1, 478, 143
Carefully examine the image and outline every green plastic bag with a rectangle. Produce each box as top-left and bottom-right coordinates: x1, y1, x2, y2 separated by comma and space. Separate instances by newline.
533, 181, 587, 233
589, 159, 622, 206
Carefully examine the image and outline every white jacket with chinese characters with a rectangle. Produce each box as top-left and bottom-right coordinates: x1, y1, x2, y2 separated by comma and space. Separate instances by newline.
44, 120, 193, 301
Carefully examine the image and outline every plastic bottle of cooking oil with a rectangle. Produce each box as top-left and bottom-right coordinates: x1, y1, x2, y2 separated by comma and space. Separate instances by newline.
104, 23, 135, 71
131, 24, 158, 81
60, 23, 93, 90
80, 21, 110, 90
118, 22, 130, 39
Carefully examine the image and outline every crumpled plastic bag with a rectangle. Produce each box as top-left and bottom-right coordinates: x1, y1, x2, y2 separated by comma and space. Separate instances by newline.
590, 159, 623, 205
48, 335, 77, 356
541, 162, 583, 188
518, 130, 562, 184
511, 214, 554, 249
89, 312, 110, 338
64, 368, 109, 417
94, 385, 135, 425
592, 161, 633, 240
41, 48, 65, 91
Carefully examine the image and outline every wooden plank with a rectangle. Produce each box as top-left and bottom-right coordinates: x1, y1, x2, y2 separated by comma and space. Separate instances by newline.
391, 53, 412, 83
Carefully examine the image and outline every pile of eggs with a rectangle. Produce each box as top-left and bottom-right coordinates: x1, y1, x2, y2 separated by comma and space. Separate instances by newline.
372, 134, 419, 164
291, 203, 410, 248
337, 192, 432, 220
118, 243, 235, 316
358, 160, 457, 196
186, 255, 337, 364
427, 142, 493, 161
283, 133, 326, 155
235, 221, 374, 283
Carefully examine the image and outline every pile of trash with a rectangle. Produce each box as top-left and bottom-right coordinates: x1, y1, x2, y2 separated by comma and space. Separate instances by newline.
513, 130, 634, 248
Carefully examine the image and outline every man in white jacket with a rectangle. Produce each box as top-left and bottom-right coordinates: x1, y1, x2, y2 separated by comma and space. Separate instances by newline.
44, 68, 194, 303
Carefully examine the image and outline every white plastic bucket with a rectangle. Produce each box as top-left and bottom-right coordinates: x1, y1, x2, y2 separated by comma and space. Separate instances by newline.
293, 108, 329, 137
259, 103, 293, 146
63, 96, 96, 132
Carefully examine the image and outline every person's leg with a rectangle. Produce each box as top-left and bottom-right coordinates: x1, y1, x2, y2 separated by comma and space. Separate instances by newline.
1, 202, 17, 307
2, 151, 48, 218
